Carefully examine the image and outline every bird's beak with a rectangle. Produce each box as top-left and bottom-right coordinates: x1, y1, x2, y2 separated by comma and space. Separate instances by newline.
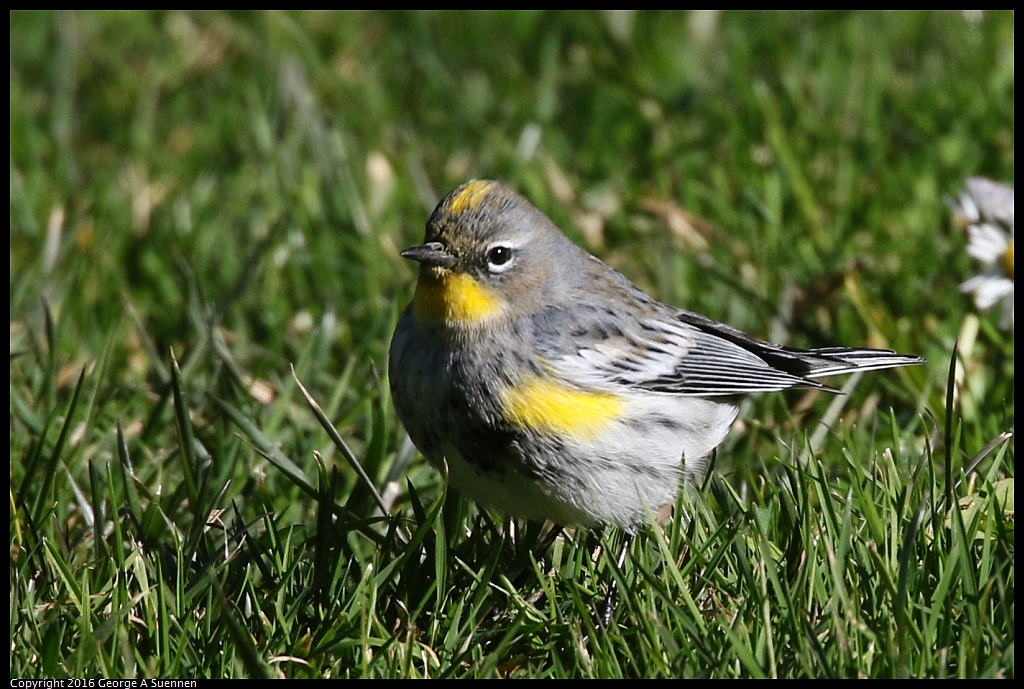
400, 242, 457, 269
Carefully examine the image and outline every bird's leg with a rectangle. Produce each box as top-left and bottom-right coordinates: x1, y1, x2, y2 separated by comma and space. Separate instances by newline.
600, 529, 633, 628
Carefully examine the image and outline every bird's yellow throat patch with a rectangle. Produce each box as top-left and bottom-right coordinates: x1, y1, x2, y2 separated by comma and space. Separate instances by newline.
500, 378, 624, 441
412, 269, 505, 324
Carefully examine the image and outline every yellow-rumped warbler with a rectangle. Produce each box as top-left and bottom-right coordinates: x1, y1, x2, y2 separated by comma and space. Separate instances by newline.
389, 180, 922, 527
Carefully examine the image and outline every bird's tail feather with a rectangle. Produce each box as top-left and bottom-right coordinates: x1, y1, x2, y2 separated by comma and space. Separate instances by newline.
802, 347, 925, 379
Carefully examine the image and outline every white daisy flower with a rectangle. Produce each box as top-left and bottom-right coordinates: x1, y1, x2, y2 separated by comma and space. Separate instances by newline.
952, 178, 1014, 331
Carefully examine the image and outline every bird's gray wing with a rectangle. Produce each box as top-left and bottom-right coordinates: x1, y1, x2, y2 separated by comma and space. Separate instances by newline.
532, 303, 921, 397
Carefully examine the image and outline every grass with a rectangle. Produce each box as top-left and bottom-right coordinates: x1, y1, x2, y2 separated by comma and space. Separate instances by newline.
10, 10, 1014, 678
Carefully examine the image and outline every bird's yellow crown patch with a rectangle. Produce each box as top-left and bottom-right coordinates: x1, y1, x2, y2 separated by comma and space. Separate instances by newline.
447, 180, 497, 216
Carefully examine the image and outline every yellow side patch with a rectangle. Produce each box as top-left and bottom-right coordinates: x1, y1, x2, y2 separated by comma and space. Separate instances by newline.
413, 269, 505, 324
447, 180, 496, 215
501, 378, 624, 441
1004, 239, 1014, 280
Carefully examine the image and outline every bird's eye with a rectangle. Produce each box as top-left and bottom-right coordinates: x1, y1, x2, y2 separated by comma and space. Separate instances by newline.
486, 245, 515, 272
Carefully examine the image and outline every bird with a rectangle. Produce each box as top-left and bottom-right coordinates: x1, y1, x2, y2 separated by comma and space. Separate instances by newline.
388, 180, 923, 528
